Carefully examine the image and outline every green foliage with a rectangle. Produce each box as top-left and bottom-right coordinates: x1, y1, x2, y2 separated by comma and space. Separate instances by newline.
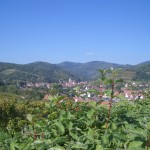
58, 61, 124, 81
0, 61, 78, 83
0, 96, 150, 149
132, 62, 150, 81
1, 61, 150, 83
0, 68, 150, 149
49, 83, 64, 96
133, 71, 150, 81
0, 86, 47, 100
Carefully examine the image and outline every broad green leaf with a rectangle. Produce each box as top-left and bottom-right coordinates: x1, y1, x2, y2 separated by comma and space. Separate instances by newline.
98, 69, 110, 75
55, 122, 65, 134
57, 95, 66, 101
71, 142, 87, 149
45, 139, 52, 144
111, 122, 117, 130
86, 134, 94, 141
115, 79, 123, 83
27, 114, 33, 122
52, 136, 67, 145
88, 101, 97, 108
102, 134, 109, 145
51, 129, 58, 136
19, 139, 34, 150
60, 110, 66, 115
10, 142, 18, 150
69, 131, 78, 140
87, 108, 95, 119
125, 128, 147, 138
147, 121, 150, 130
49, 146, 65, 150
113, 133, 127, 141
111, 109, 127, 116
66, 111, 74, 120
96, 144, 104, 150
34, 123, 41, 128
32, 140, 44, 145
104, 90, 111, 96
105, 79, 113, 84
128, 141, 143, 149
68, 122, 73, 131
0, 132, 11, 142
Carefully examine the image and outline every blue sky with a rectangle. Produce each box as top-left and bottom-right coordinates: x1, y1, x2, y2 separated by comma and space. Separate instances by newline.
0, 0, 150, 65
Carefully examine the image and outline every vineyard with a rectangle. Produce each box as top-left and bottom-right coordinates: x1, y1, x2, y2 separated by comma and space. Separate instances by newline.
0, 69, 150, 150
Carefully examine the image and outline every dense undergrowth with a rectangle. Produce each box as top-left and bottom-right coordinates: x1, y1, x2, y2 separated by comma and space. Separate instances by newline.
0, 69, 150, 149
0, 98, 150, 150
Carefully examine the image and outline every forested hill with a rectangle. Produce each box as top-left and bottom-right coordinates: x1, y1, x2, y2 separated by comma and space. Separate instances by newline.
0, 60, 150, 83
57, 61, 133, 81
0, 61, 77, 83
57, 61, 150, 81
132, 61, 150, 81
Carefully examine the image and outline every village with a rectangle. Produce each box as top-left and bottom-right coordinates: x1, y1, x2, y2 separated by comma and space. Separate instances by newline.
25, 78, 150, 103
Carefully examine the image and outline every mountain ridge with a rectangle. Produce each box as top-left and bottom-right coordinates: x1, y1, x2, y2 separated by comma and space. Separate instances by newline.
0, 61, 78, 83
57, 61, 134, 80
0, 60, 150, 82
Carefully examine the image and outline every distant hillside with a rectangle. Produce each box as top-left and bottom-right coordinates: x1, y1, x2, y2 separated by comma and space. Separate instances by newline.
0, 61, 77, 83
58, 61, 133, 81
134, 61, 150, 72
132, 61, 150, 81
0, 60, 150, 83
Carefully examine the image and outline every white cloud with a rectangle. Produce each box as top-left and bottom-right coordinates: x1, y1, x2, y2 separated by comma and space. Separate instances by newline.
86, 52, 93, 56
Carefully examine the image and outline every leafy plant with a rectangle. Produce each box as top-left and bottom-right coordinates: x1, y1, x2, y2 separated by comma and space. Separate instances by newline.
0, 69, 150, 149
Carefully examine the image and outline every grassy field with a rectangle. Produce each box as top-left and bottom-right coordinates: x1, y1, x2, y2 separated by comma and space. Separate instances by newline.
0, 69, 17, 75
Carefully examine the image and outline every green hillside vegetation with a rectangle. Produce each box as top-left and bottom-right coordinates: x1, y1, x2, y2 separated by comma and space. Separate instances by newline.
0, 91, 23, 100
59, 61, 150, 82
133, 62, 150, 81
0, 69, 17, 75
134, 61, 150, 72
121, 69, 136, 81
0, 61, 78, 83
58, 61, 124, 81
0, 84, 48, 100
0, 60, 150, 83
